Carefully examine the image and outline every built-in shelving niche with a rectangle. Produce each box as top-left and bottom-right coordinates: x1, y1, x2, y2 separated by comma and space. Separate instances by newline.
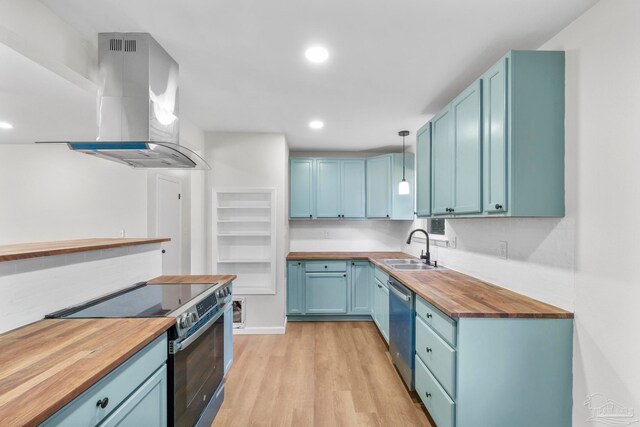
214, 189, 276, 294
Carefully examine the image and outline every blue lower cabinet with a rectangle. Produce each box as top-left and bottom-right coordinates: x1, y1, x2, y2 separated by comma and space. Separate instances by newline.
305, 272, 348, 314
415, 355, 455, 427
287, 261, 304, 314
224, 302, 233, 375
100, 365, 167, 427
43, 334, 168, 426
350, 261, 371, 314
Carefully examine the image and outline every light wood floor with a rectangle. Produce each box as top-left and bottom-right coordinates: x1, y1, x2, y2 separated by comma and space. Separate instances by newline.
212, 322, 432, 427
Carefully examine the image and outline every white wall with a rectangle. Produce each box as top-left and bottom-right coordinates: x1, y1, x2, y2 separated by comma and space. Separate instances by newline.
206, 132, 289, 332
0, 244, 162, 333
0, 144, 149, 244
404, 0, 640, 423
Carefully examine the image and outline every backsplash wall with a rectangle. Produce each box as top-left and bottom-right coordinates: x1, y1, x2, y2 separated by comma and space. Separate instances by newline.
289, 220, 412, 252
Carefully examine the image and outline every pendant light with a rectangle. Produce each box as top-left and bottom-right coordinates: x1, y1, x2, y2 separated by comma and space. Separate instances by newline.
398, 130, 410, 195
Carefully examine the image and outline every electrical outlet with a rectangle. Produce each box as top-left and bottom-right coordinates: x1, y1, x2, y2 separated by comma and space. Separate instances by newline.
498, 241, 508, 259
323, 231, 330, 239
449, 236, 457, 249
119, 229, 126, 238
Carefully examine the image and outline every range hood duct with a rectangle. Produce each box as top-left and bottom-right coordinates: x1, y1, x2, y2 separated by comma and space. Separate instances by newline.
44, 33, 209, 169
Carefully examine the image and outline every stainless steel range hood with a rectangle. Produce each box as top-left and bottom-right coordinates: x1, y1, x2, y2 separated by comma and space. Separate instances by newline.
44, 33, 209, 169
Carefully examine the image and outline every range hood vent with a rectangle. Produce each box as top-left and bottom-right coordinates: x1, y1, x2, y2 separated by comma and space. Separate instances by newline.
40, 33, 209, 170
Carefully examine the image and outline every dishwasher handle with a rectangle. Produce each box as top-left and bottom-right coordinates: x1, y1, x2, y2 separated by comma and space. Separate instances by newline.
388, 280, 412, 302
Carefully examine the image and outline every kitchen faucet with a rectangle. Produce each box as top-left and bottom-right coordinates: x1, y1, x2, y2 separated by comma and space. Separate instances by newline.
406, 229, 432, 265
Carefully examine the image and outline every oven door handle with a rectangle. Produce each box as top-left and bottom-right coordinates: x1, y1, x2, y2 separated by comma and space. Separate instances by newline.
171, 308, 223, 354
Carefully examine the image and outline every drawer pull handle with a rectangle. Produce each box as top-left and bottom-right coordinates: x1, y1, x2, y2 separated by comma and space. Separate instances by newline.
495, 203, 503, 210
96, 397, 109, 409
324, 265, 328, 269
426, 347, 432, 353
426, 313, 433, 319
425, 392, 432, 398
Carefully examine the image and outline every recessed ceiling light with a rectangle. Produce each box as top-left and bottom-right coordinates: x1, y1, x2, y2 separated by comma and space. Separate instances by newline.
309, 120, 324, 130
0, 121, 13, 130
305, 46, 329, 63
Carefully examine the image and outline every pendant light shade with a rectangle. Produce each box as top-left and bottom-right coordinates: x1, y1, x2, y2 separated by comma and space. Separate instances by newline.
398, 179, 410, 195
398, 130, 410, 195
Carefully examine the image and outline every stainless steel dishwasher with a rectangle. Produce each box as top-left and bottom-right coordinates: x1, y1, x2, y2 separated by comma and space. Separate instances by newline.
388, 277, 415, 390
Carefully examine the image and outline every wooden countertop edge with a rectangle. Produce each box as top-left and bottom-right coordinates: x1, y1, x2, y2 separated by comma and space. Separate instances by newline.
288, 252, 574, 319
0, 238, 170, 263
146, 274, 237, 285
27, 318, 175, 426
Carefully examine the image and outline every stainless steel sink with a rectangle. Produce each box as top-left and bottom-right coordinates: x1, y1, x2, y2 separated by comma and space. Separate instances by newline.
380, 258, 424, 265
380, 258, 438, 271
391, 264, 437, 271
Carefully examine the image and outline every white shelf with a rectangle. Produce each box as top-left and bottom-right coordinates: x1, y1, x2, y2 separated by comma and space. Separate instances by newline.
214, 188, 277, 295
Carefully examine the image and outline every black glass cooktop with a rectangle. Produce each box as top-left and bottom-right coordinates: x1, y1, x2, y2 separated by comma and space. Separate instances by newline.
46, 282, 217, 318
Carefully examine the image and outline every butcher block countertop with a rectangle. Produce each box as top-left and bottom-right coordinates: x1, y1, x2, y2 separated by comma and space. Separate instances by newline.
147, 274, 237, 285
287, 252, 573, 319
0, 238, 170, 263
0, 318, 175, 427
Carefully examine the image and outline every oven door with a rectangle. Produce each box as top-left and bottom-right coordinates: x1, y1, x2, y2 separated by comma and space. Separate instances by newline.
169, 306, 225, 427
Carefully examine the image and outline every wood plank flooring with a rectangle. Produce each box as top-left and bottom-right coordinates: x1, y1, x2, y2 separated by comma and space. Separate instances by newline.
212, 322, 432, 427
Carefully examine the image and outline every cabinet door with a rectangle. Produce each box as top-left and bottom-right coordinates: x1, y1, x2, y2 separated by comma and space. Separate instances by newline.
366, 155, 392, 218
224, 303, 233, 375
416, 123, 432, 217
379, 281, 390, 343
431, 107, 454, 215
341, 160, 366, 218
350, 261, 370, 314
316, 159, 341, 218
452, 80, 483, 214
305, 273, 348, 314
287, 261, 304, 314
100, 365, 167, 427
290, 159, 314, 218
483, 58, 508, 214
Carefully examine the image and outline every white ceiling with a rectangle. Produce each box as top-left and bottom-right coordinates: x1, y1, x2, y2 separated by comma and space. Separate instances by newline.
28, 0, 598, 150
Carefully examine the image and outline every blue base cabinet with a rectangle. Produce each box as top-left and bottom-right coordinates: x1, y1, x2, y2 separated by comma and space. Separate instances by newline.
414, 296, 573, 427
350, 261, 371, 314
417, 50, 566, 218
43, 334, 168, 427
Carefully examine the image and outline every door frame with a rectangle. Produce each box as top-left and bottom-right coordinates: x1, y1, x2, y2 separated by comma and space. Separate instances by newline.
156, 175, 183, 274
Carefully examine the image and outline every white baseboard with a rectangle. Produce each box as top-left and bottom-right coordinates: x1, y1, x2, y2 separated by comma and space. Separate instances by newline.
233, 319, 287, 335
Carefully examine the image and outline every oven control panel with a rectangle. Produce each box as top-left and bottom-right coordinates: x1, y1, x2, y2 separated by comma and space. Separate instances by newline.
175, 283, 232, 338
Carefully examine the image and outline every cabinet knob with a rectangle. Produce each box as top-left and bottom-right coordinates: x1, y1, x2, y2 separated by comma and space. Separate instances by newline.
426, 347, 432, 353
425, 392, 432, 398
96, 397, 109, 409
325, 265, 328, 269
343, 274, 347, 277
161, 249, 166, 254
309, 214, 312, 218
495, 203, 503, 210
426, 313, 433, 319
297, 262, 301, 266
386, 214, 390, 218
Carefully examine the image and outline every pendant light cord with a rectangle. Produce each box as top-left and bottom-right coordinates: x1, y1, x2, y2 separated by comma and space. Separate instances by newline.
402, 134, 406, 180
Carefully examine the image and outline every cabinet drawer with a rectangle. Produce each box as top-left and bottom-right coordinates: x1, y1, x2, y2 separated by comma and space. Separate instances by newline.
373, 266, 389, 284
415, 355, 455, 427
416, 316, 456, 397
416, 296, 457, 347
43, 334, 167, 426
305, 261, 347, 272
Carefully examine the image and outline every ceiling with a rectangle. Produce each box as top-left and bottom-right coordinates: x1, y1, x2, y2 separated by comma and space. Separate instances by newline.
23, 0, 598, 150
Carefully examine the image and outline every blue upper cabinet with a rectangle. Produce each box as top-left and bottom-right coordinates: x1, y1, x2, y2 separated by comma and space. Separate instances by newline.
483, 57, 508, 214
316, 159, 341, 218
490, 51, 564, 217
431, 106, 454, 215
419, 50, 565, 218
416, 122, 431, 217
289, 158, 314, 218
366, 155, 392, 218
367, 154, 415, 220
452, 80, 482, 215
341, 160, 366, 218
